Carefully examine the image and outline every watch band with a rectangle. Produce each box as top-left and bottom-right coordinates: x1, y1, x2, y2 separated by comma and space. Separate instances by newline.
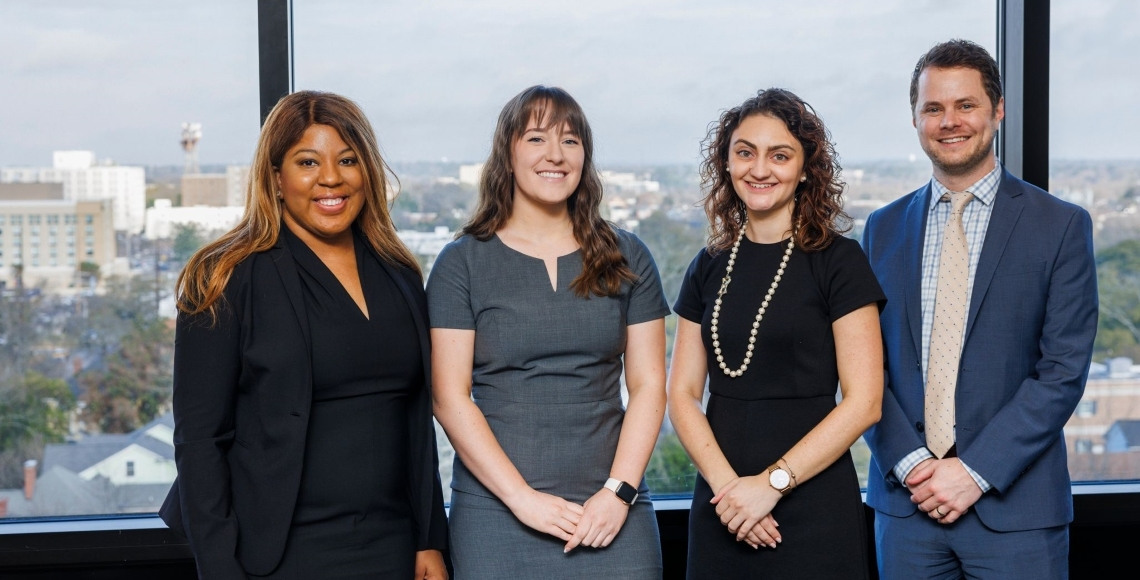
604, 477, 638, 505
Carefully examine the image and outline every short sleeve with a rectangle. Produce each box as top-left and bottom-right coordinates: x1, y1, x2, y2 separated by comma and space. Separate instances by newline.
425, 238, 475, 330
820, 236, 886, 322
619, 230, 671, 325
673, 248, 711, 324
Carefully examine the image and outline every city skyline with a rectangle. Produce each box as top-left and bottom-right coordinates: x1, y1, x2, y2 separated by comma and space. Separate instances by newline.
2, 1, 1138, 168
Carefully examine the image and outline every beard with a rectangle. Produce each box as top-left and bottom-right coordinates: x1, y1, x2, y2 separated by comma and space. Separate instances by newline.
924, 136, 997, 178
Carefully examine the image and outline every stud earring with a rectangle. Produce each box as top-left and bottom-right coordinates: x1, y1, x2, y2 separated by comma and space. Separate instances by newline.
276, 191, 283, 199
799, 175, 807, 183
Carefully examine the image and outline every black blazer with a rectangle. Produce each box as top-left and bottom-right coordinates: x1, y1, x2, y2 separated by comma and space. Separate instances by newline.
160, 233, 448, 579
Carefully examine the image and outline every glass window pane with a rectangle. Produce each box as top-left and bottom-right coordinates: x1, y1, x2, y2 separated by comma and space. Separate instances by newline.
0, 1, 258, 519
294, 0, 994, 499
1052, 0, 1140, 484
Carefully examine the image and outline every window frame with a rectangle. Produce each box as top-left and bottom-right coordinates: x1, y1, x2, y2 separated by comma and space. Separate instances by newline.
5, 0, 1140, 573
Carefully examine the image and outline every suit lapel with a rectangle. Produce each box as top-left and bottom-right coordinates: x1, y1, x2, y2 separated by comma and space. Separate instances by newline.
904, 185, 932, 361
965, 170, 1024, 339
268, 235, 312, 352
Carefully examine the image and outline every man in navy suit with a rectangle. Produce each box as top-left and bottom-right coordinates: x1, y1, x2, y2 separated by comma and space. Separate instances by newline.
862, 39, 1097, 579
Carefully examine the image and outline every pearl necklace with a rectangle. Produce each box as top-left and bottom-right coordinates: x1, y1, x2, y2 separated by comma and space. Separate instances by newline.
710, 222, 795, 378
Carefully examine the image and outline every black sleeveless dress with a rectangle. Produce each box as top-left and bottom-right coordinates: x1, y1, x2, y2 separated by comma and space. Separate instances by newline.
673, 235, 885, 579
257, 228, 423, 579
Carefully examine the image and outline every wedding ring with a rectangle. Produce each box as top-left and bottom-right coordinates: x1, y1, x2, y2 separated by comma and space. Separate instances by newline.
934, 507, 947, 518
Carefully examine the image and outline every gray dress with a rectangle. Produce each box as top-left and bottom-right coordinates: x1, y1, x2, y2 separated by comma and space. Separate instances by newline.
427, 228, 669, 579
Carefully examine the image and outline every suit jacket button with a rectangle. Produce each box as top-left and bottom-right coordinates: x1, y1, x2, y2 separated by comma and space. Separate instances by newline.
916, 421, 925, 432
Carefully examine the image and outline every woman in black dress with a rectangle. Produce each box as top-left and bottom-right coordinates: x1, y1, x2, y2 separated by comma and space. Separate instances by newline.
159, 91, 448, 579
666, 88, 885, 579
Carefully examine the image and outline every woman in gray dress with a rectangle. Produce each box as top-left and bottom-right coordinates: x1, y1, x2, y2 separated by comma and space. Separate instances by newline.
427, 85, 668, 578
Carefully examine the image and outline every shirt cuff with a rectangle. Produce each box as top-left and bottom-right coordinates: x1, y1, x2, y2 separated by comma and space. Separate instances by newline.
957, 458, 992, 493
893, 448, 934, 484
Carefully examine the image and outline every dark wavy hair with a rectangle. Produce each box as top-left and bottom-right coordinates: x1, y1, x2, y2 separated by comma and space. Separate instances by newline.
910, 39, 1003, 114
461, 85, 635, 297
699, 88, 849, 254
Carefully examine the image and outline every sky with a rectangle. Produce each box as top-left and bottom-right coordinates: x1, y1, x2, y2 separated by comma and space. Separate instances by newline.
1, 0, 1137, 169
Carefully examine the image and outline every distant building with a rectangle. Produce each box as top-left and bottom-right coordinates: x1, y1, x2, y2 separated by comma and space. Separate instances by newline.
1106, 420, 1140, 452
459, 164, 483, 186
400, 226, 454, 272
143, 198, 243, 240
1, 151, 146, 235
226, 165, 251, 207
180, 173, 227, 206
0, 182, 64, 201
601, 170, 660, 194
0, 198, 116, 290
181, 165, 249, 207
0, 414, 176, 518
1066, 357, 1140, 481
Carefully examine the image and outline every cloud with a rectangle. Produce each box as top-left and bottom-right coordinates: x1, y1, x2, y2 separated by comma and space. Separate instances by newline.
1, 0, 1136, 168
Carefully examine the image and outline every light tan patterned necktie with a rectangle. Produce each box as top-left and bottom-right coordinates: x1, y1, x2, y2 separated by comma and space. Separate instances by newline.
925, 191, 973, 458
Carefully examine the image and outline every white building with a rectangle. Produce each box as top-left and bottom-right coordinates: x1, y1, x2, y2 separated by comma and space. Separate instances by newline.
400, 226, 454, 266
459, 164, 483, 186
1, 150, 146, 234
225, 165, 251, 207
143, 198, 243, 240
601, 170, 660, 194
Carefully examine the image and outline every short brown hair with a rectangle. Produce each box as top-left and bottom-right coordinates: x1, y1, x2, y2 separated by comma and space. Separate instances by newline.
910, 39, 1003, 113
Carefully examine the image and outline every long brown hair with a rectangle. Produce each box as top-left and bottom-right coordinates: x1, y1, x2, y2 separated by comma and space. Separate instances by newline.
699, 88, 849, 254
177, 90, 419, 321
461, 85, 635, 297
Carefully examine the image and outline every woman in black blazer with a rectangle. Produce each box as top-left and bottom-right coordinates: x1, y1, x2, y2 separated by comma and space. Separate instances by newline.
159, 90, 448, 579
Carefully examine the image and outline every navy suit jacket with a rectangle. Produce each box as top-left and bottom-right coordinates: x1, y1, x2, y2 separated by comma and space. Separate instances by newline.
861, 169, 1097, 532
159, 232, 448, 579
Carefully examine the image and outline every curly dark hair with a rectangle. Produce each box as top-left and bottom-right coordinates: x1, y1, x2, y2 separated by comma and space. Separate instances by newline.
699, 88, 849, 254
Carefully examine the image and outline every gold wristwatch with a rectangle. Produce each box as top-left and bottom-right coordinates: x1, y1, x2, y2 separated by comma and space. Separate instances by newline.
768, 465, 793, 495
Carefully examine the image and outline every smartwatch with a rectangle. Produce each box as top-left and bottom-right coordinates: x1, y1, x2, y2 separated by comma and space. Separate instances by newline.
604, 478, 638, 505
768, 465, 793, 495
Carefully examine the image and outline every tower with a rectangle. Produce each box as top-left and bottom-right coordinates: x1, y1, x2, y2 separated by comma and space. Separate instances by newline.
180, 122, 202, 175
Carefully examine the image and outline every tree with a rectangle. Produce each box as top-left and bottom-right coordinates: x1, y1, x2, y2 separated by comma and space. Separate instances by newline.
633, 211, 707, 312
78, 261, 101, 289
644, 429, 698, 496
78, 317, 173, 433
1095, 239, 1140, 361
172, 223, 208, 264
0, 372, 74, 488
62, 274, 175, 433
0, 283, 45, 384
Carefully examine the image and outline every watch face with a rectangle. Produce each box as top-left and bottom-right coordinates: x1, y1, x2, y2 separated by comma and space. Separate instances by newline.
770, 468, 790, 489
615, 483, 637, 504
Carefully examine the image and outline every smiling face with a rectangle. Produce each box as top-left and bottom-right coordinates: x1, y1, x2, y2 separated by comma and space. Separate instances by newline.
913, 65, 1004, 189
509, 112, 585, 211
275, 123, 365, 248
727, 113, 805, 227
